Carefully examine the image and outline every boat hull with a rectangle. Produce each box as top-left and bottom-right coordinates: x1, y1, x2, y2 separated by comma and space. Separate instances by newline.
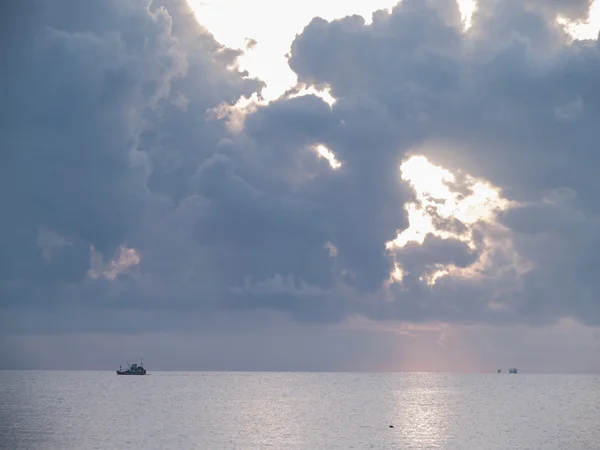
116, 360, 146, 375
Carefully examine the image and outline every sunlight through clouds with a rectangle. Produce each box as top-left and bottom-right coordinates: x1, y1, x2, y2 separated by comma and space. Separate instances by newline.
188, 0, 397, 100
206, 93, 261, 133
390, 262, 405, 282
557, 0, 600, 40
384, 154, 524, 287
387, 155, 514, 250
187, 0, 480, 102
313, 144, 342, 169
459, 0, 476, 30
285, 85, 337, 107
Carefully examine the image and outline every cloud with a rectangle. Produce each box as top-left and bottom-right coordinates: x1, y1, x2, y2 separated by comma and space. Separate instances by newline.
245, 38, 258, 50
1, 0, 260, 315
281, 0, 600, 326
2, 0, 600, 355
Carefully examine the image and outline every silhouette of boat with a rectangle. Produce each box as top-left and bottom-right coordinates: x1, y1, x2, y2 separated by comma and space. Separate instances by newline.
117, 359, 147, 375
509, 368, 517, 374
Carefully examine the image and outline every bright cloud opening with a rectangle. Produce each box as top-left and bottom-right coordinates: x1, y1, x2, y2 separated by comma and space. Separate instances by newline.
390, 262, 405, 282
286, 84, 337, 107
387, 155, 513, 249
557, 0, 600, 40
313, 144, 342, 169
188, 0, 480, 103
384, 154, 522, 286
460, 0, 476, 30
207, 93, 261, 133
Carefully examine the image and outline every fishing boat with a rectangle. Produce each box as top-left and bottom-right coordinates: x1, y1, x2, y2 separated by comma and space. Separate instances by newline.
509, 368, 518, 374
117, 359, 147, 375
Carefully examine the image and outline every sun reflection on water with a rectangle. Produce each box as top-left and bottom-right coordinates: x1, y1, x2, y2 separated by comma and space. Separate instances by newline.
391, 373, 453, 448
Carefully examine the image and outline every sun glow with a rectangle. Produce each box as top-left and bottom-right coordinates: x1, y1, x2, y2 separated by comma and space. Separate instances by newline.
207, 93, 261, 133
387, 155, 512, 250
391, 262, 405, 282
189, 0, 600, 116
313, 144, 342, 169
460, 0, 476, 30
285, 85, 337, 107
384, 154, 520, 286
188, 0, 480, 103
557, 0, 600, 40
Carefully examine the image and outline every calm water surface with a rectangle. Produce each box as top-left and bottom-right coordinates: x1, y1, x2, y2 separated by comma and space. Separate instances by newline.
1, 371, 599, 449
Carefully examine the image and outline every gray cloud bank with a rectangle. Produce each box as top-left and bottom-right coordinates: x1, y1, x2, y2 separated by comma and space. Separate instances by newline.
2, 0, 600, 347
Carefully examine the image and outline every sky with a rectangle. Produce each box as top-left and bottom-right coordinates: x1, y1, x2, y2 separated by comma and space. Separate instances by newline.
2, 0, 600, 373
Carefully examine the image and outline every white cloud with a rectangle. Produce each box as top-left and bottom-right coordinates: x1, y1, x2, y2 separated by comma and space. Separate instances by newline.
88, 246, 141, 281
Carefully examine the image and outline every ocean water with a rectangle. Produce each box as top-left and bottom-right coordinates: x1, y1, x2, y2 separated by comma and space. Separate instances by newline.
1, 371, 599, 449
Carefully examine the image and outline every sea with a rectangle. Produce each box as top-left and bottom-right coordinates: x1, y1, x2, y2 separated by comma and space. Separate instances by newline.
1, 371, 599, 449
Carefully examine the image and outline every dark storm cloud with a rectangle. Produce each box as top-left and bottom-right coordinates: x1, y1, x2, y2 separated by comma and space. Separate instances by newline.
3, 0, 600, 336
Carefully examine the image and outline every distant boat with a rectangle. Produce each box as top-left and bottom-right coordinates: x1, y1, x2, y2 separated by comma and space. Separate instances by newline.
509, 368, 517, 374
497, 369, 502, 373
117, 359, 147, 375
